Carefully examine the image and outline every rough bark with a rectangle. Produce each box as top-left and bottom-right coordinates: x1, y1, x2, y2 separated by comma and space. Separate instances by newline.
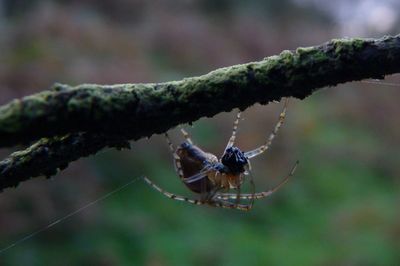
1, 34, 400, 191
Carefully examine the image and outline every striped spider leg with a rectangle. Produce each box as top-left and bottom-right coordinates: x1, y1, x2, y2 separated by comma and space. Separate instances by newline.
142, 99, 297, 211
244, 98, 288, 159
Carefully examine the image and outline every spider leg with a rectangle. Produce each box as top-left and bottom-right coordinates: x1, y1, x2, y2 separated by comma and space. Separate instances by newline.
202, 185, 221, 202
217, 160, 298, 200
180, 127, 194, 145
165, 133, 185, 180
234, 186, 241, 206
224, 111, 241, 152
199, 173, 210, 202
210, 199, 252, 211
142, 176, 205, 205
244, 99, 288, 159
246, 167, 256, 208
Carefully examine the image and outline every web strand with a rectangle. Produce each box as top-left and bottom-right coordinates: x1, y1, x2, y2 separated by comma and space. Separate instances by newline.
0, 176, 141, 255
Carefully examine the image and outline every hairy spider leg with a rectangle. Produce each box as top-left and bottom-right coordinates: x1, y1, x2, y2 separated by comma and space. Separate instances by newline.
216, 160, 298, 200
180, 127, 193, 145
165, 133, 185, 180
224, 111, 241, 152
244, 99, 288, 159
142, 176, 204, 205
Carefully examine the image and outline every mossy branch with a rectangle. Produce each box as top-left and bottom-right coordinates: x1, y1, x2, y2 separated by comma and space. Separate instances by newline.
1, 34, 400, 191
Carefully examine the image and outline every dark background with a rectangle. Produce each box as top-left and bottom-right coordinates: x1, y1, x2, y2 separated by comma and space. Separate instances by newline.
0, 0, 400, 265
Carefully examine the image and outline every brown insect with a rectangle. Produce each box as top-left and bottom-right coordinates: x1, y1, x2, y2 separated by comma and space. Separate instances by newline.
143, 99, 298, 211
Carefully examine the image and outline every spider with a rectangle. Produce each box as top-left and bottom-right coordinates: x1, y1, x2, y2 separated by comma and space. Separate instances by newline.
143, 99, 298, 211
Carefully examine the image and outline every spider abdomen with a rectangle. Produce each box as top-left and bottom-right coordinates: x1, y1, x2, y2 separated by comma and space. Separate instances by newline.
176, 142, 217, 193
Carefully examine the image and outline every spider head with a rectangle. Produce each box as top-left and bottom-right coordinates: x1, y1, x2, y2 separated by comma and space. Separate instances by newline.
221, 146, 248, 174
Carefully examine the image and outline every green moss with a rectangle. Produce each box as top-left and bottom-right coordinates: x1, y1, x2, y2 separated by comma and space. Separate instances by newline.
0, 100, 22, 133
332, 38, 367, 55
296, 46, 315, 55
279, 50, 295, 65
23, 96, 49, 118
352, 38, 366, 50
295, 48, 330, 67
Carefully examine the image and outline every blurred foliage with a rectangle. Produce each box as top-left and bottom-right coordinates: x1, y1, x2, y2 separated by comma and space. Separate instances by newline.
1, 0, 400, 265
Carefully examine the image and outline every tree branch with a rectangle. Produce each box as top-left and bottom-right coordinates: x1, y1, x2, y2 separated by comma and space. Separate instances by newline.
0, 133, 130, 189
1, 34, 400, 191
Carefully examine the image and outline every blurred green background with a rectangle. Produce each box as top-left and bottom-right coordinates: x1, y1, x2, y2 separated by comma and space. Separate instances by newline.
1, 1, 400, 265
